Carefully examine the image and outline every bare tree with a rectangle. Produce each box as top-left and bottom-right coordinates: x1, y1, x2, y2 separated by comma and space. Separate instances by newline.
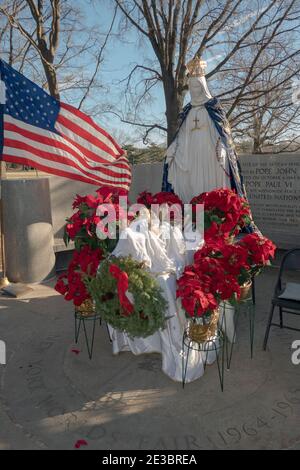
0, 0, 117, 105
1, 0, 62, 98
213, 8, 300, 153
110, 0, 300, 149
0, 1, 29, 66
228, 59, 300, 153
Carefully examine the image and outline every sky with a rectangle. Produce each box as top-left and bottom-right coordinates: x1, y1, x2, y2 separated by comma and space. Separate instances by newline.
73, 0, 166, 146
6, 0, 298, 148
75, 1, 241, 147
2, 0, 255, 147
68, 0, 224, 146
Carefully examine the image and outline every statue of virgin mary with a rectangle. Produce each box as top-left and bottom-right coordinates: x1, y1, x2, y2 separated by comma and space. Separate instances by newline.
162, 57, 247, 205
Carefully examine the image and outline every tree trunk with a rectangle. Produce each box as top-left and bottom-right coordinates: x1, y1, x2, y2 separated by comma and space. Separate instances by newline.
39, 46, 59, 100
252, 138, 262, 154
252, 113, 263, 154
37, 39, 60, 100
42, 61, 59, 100
164, 76, 184, 146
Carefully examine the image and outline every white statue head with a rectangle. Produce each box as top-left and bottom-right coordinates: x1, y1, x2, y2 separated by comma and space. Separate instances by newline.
188, 76, 212, 106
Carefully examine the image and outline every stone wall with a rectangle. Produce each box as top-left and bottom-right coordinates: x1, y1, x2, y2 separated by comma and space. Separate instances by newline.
239, 154, 300, 249
9, 154, 299, 251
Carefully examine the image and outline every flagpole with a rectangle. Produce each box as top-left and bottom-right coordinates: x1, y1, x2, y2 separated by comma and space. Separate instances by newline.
0, 60, 8, 287
0, 161, 9, 287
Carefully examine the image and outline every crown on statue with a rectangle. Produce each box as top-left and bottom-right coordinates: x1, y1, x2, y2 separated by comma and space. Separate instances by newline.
186, 56, 207, 77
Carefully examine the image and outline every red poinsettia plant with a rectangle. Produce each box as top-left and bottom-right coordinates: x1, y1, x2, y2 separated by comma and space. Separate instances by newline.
137, 191, 183, 222
57, 186, 132, 308
190, 188, 252, 241
177, 265, 220, 318
136, 191, 155, 208
195, 235, 275, 288
137, 191, 183, 208
64, 186, 130, 255
177, 233, 276, 318
55, 246, 104, 306
237, 233, 276, 277
177, 255, 241, 318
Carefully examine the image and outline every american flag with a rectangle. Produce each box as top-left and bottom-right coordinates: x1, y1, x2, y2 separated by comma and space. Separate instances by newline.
0, 60, 131, 191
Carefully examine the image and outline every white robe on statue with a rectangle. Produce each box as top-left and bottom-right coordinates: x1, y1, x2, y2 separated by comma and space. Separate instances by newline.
166, 76, 231, 203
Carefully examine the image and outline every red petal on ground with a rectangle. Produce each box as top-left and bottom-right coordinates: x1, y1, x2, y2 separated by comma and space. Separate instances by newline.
71, 348, 81, 355
74, 439, 88, 449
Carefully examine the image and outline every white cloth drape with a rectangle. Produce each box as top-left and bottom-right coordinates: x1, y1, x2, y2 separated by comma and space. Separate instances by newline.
108, 215, 235, 383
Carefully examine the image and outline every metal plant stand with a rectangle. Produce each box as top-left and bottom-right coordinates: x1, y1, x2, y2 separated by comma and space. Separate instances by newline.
224, 299, 256, 370
182, 329, 225, 391
74, 311, 102, 360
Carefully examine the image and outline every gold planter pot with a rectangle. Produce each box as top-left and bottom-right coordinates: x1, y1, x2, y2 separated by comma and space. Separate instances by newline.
75, 299, 95, 317
239, 281, 252, 302
188, 309, 220, 343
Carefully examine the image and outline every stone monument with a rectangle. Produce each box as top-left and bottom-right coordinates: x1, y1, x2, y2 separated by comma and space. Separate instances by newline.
239, 153, 300, 249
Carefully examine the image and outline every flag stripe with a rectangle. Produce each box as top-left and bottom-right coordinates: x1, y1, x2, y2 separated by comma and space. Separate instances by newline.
55, 115, 124, 164
60, 102, 124, 156
3, 154, 118, 187
4, 115, 130, 170
55, 119, 130, 167
59, 104, 123, 157
3, 148, 130, 188
3, 139, 131, 185
4, 121, 131, 179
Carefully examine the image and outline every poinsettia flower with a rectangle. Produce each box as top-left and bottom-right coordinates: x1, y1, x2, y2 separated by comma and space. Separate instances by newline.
66, 212, 84, 239
72, 194, 87, 210
55, 246, 103, 307
137, 191, 154, 208
55, 276, 68, 295
181, 296, 197, 316
216, 275, 241, 301
96, 186, 128, 204
156, 191, 182, 205
191, 188, 251, 241
238, 234, 276, 266
220, 244, 250, 275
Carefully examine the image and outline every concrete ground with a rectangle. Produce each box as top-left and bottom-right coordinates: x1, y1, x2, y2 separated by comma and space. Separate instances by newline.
0, 266, 299, 450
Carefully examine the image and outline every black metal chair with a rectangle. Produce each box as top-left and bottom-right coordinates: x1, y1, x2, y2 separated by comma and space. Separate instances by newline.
263, 249, 300, 350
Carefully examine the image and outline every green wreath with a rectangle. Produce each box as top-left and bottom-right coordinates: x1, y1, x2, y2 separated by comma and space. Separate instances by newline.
86, 256, 168, 338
